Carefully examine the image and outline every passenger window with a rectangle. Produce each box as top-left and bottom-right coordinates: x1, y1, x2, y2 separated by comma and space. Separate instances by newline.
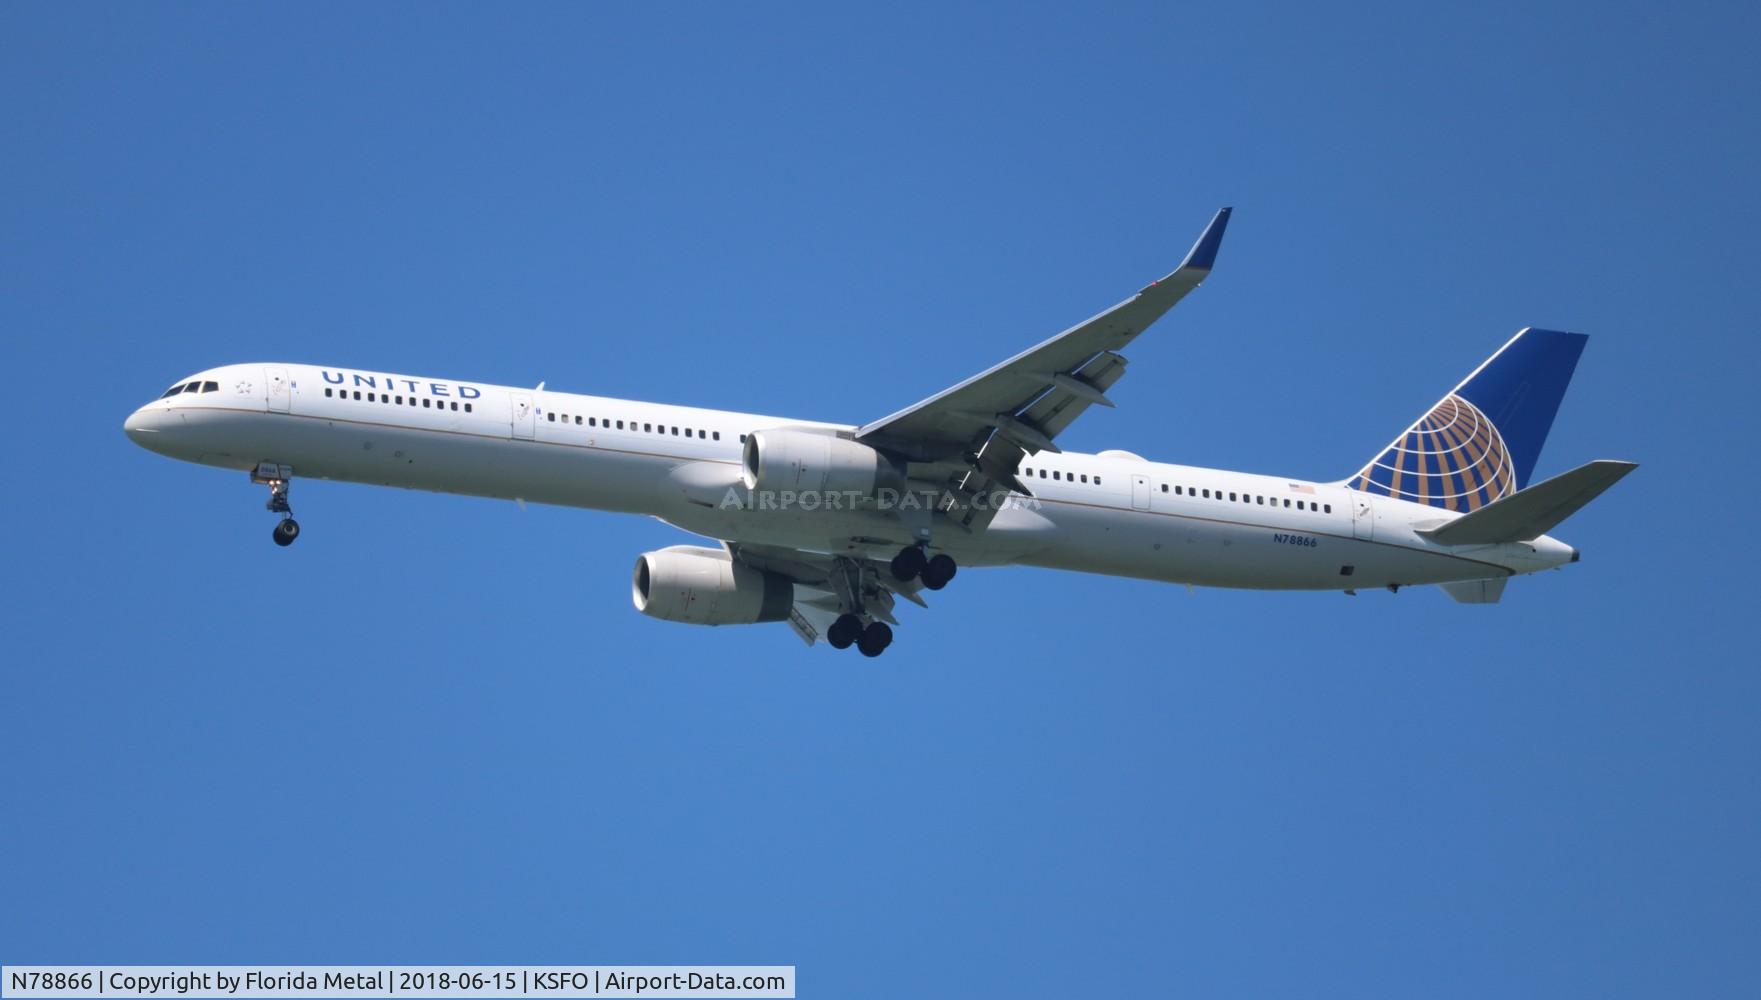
1202, 489, 1210, 498
369, 392, 377, 402
1283, 498, 1290, 507
713, 431, 720, 441
1038, 469, 1047, 479
394, 395, 402, 404
698, 429, 706, 439
1094, 477, 1101, 485
452, 402, 460, 411
1081, 474, 1089, 484
324, 388, 333, 398
671, 427, 679, 436
644, 423, 652, 432
1324, 504, 1332, 513
423, 398, 431, 408
1160, 483, 1168, 492
465, 403, 473, 413
1257, 496, 1264, 505
353, 391, 362, 400
547, 412, 555, 422
1229, 492, 1236, 501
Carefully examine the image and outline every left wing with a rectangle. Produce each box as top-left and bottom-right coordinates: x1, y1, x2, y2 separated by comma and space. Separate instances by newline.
856, 207, 1231, 526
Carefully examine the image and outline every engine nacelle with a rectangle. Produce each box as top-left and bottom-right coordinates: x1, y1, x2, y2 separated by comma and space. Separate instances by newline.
631, 545, 793, 626
741, 429, 898, 498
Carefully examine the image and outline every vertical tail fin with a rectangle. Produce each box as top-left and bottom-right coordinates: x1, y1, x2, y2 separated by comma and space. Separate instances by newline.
1346, 328, 1588, 511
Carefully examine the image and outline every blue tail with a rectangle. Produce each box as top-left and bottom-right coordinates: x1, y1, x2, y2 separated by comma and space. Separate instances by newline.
1347, 328, 1588, 511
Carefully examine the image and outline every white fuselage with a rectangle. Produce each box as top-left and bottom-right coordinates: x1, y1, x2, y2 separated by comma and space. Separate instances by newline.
124, 364, 1576, 590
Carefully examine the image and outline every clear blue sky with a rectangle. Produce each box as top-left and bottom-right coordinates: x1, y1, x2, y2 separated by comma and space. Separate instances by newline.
3, 4, 1757, 997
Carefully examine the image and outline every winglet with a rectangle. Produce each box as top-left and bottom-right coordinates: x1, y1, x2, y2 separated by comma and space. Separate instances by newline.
1178, 206, 1232, 272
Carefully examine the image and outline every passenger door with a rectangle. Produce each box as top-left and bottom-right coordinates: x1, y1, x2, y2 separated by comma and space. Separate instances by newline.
510, 393, 535, 440
1131, 474, 1151, 511
265, 366, 291, 413
1349, 490, 1376, 541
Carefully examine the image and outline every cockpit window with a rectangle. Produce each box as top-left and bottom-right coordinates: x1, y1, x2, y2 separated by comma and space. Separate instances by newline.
202, 381, 219, 393
161, 385, 183, 398
182, 382, 201, 393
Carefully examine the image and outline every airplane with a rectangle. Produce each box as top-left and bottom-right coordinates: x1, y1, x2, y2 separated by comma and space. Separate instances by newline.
123, 208, 1635, 656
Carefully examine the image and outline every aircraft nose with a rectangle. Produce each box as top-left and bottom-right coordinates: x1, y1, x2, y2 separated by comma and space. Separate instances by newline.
124, 405, 161, 443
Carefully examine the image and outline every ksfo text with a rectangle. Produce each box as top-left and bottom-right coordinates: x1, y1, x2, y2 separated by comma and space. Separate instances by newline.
532, 971, 762, 992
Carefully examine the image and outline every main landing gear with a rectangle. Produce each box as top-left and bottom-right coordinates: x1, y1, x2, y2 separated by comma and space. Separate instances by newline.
820, 555, 902, 658
254, 462, 301, 547
827, 614, 893, 658
890, 544, 956, 590
823, 544, 955, 657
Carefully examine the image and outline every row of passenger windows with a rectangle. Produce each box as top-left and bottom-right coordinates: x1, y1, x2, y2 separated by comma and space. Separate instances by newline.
162, 380, 219, 397
545, 411, 725, 441
1159, 481, 1331, 513
1021, 467, 1102, 486
324, 387, 473, 412
1021, 462, 1334, 514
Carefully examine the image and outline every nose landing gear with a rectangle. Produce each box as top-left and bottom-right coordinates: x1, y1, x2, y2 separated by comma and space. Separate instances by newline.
272, 516, 301, 546
253, 462, 300, 547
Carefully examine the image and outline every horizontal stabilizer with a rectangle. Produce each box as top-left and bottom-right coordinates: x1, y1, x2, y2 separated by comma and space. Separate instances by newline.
1422, 460, 1637, 546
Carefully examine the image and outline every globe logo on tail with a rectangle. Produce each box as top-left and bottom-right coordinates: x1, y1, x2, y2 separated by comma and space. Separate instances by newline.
1353, 394, 1514, 511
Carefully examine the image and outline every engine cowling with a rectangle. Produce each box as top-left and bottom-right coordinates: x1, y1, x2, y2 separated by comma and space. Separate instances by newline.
741, 429, 897, 498
631, 545, 793, 625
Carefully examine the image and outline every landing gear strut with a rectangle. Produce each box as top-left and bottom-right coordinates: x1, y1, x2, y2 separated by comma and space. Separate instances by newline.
254, 463, 301, 547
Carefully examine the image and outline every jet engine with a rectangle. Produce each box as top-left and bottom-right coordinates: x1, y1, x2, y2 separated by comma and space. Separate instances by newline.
741, 429, 900, 498
631, 545, 794, 625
